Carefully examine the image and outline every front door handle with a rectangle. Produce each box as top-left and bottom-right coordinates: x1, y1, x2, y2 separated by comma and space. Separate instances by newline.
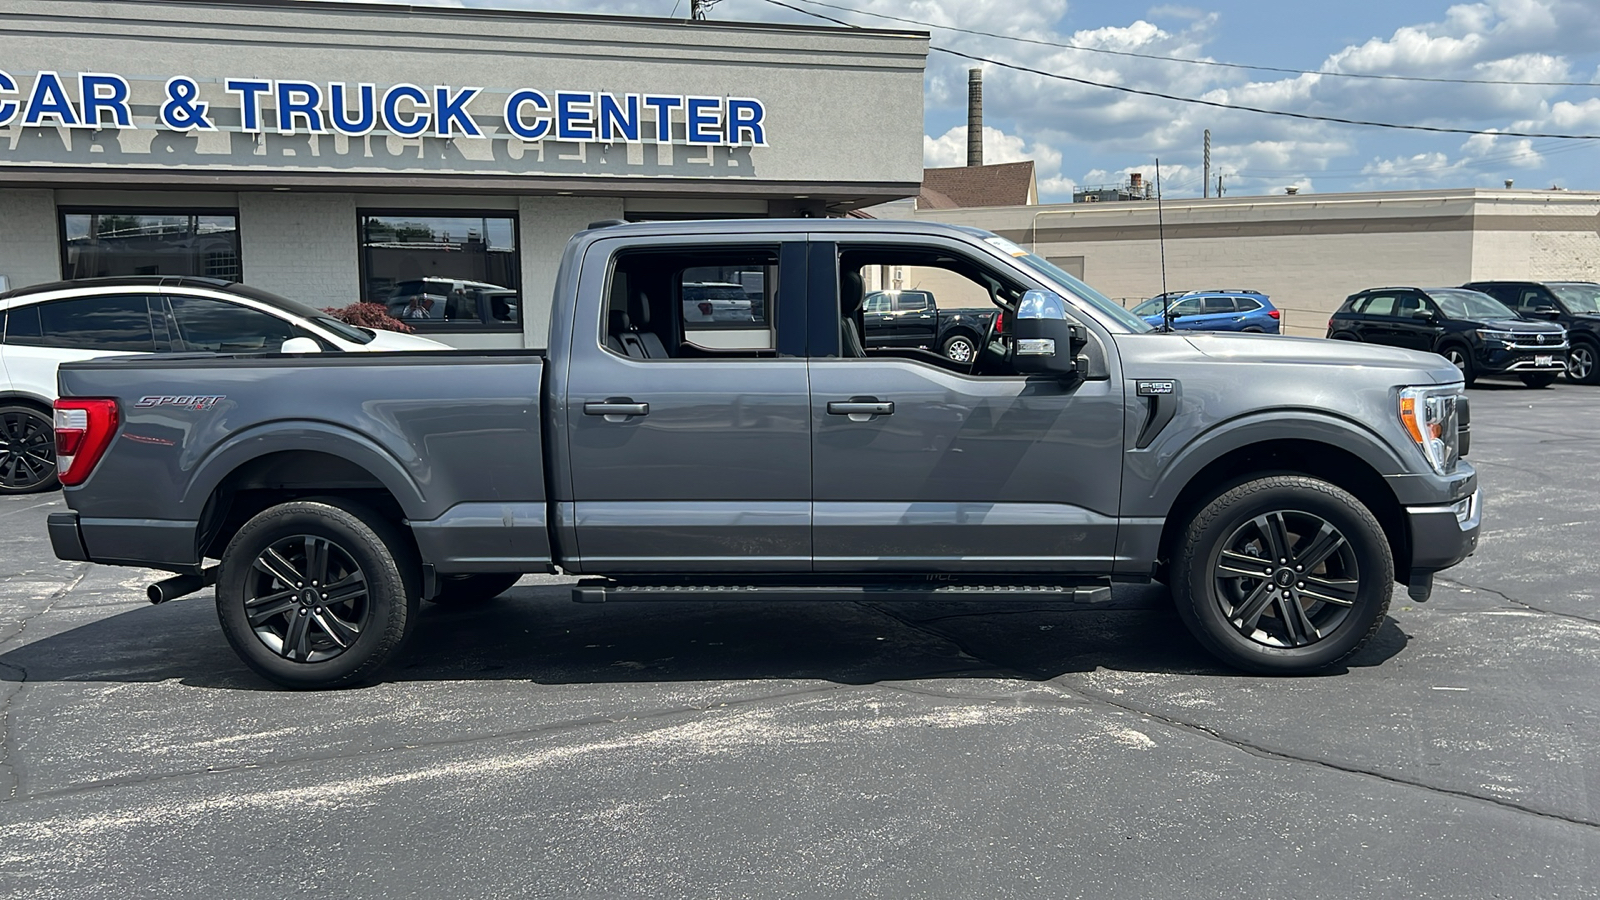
827, 397, 894, 422
584, 399, 649, 421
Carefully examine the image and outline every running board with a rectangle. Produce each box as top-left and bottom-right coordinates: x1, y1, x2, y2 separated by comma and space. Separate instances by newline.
572, 580, 1113, 604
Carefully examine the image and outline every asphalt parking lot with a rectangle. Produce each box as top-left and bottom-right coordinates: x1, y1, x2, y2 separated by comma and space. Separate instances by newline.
1, 379, 1597, 899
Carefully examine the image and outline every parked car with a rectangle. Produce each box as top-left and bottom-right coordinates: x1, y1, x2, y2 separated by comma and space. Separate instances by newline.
384, 277, 519, 325
861, 289, 998, 362
0, 276, 447, 494
1461, 280, 1600, 384
681, 281, 759, 325
49, 219, 1478, 687
1130, 290, 1280, 333
1326, 286, 1567, 387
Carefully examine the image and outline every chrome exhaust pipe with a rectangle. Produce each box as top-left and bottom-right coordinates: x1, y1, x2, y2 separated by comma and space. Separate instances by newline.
147, 567, 217, 605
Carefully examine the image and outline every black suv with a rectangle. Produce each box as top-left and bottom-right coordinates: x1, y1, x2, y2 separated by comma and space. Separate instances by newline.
1462, 281, 1600, 384
1328, 286, 1567, 387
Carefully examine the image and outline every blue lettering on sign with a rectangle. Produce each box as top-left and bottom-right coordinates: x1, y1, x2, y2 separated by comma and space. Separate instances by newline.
598, 93, 639, 142
685, 96, 722, 145
642, 95, 683, 142
382, 84, 429, 137
276, 81, 327, 135
433, 85, 482, 137
24, 71, 79, 127
727, 98, 766, 146
328, 82, 376, 136
161, 76, 215, 131
555, 91, 594, 141
225, 78, 273, 133
0, 70, 18, 127
503, 89, 550, 141
80, 73, 133, 128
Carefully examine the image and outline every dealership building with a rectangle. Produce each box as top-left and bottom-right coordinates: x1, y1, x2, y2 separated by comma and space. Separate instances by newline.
0, 0, 927, 348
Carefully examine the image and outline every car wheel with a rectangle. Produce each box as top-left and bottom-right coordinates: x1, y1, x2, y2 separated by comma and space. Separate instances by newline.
1440, 345, 1476, 386
428, 572, 521, 604
1568, 341, 1599, 385
0, 404, 59, 494
942, 334, 977, 363
1171, 475, 1393, 675
216, 499, 418, 689
1519, 372, 1559, 388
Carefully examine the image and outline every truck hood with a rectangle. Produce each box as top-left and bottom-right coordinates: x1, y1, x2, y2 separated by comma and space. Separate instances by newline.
1180, 332, 1463, 383
358, 329, 452, 351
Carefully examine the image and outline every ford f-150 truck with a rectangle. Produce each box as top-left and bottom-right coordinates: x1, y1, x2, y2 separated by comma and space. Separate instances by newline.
48, 220, 1480, 688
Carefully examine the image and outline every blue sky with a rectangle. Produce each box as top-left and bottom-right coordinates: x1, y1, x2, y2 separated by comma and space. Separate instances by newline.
309, 0, 1600, 201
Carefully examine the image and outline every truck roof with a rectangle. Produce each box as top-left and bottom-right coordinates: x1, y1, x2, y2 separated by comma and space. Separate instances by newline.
579, 218, 998, 241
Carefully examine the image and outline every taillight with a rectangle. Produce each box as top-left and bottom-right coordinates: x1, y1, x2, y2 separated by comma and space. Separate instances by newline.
994, 311, 1004, 332
1268, 309, 1281, 319
54, 398, 119, 487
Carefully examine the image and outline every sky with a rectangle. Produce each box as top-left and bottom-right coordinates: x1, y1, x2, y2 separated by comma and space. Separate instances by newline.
305, 0, 1600, 202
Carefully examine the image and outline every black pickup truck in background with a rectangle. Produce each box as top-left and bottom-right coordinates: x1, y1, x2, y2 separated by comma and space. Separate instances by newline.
861, 289, 997, 363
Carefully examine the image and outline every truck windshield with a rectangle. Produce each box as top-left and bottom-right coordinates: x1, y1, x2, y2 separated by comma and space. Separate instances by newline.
977, 235, 1154, 333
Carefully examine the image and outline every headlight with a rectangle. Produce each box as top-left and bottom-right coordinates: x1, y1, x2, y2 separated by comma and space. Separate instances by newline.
1398, 385, 1462, 475
1476, 329, 1515, 342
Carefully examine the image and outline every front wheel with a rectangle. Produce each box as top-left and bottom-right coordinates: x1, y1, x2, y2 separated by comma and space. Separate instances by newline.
1519, 372, 1558, 388
1440, 345, 1476, 386
942, 333, 978, 363
216, 499, 418, 688
0, 405, 58, 494
1171, 476, 1393, 675
1568, 341, 1598, 385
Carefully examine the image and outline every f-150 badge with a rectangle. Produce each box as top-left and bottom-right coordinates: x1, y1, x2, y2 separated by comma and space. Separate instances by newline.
135, 395, 226, 411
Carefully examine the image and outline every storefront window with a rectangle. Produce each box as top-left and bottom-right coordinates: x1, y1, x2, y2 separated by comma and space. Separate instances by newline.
61, 210, 241, 281
359, 212, 520, 329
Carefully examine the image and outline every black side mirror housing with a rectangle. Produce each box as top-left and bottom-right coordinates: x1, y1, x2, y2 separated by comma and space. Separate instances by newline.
1012, 291, 1087, 377
1530, 306, 1561, 319
1411, 310, 1435, 322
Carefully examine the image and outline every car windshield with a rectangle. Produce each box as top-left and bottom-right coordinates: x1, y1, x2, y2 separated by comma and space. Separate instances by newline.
1430, 289, 1514, 321
1129, 297, 1178, 316
222, 283, 376, 344
1550, 283, 1600, 313
978, 234, 1154, 332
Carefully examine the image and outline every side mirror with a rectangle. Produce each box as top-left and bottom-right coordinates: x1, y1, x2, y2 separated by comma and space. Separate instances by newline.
280, 337, 322, 353
1411, 310, 1435, 322
1012, 290, 1085, 377
1530, 306, 1561, 319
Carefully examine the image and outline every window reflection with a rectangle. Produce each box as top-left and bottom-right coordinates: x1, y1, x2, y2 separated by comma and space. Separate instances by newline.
359, 213, 520, 329
62, 211, 240, 280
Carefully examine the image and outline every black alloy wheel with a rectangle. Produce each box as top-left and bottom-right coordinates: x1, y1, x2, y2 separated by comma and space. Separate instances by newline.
1569, 341, 1598, 385
217, 499, 418, 688
0, 405, 58, 494
1441, 345, 1476, 386
1172, 475, 1392, 674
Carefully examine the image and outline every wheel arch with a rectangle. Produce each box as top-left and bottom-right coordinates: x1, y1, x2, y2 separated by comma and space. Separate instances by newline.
0, 391, 55, 415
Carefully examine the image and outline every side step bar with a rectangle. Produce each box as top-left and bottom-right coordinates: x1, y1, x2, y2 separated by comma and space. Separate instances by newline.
573, 580, 1113, 604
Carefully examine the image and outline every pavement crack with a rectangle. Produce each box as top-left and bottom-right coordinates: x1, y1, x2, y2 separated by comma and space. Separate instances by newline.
1436, 576, 1600, 628
1048, 676, 1600, 831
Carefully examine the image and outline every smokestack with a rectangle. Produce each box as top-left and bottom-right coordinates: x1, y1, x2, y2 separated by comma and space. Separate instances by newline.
967, 68, 983, 167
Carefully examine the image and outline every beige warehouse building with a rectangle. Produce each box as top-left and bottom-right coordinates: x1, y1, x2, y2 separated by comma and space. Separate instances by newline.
909, 187, 1600, 336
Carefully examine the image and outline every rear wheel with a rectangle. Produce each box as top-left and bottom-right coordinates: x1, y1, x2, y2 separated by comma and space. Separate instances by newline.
1440, 345, 1476, 386
428, 572, 521, 605
1519, 372, 1558, 388
1568, 340, 1599, 385
1171, 475, 1393, 675
0, 405, 58, 494
216, 499, 418, 688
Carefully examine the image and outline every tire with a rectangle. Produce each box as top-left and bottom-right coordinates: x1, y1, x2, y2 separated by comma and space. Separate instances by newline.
216, 499, 419, 689
1568, 340, 1599, 385
1171, 475, 1393, 675
0, 404, 58, 494
428, 572, 521, 605
942, 333, 978, 364
1519, 372, 1558, 388
1439, 344, 1476, 386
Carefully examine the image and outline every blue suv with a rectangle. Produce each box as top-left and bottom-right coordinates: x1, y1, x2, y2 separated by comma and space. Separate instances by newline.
1130, 290, 1281, 334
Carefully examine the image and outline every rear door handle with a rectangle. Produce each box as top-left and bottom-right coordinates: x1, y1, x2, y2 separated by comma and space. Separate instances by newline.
584, 399, 649, 421
827, 398, 894, 421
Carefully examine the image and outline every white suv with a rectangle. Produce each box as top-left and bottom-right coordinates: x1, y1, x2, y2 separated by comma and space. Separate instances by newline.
0, 276, 447, 494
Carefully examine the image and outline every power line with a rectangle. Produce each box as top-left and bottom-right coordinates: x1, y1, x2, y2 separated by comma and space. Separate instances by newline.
775, 0, 1600, 88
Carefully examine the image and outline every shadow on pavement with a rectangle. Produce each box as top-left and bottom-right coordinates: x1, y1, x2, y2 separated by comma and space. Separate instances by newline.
0, 583, 1410, 691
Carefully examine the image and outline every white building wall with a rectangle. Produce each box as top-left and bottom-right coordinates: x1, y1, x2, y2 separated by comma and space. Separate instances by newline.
0, 190, 61, 290
518, 196, 624, 349
238, 192, 361, 309
1470, 193, 1600, 283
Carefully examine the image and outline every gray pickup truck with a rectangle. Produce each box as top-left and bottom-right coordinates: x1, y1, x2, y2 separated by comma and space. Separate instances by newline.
48, 220, 1479, 688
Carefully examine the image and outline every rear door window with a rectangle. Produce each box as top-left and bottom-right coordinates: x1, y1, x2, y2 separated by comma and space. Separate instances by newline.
3, 295, 157, 351
1202, 296, 1235, 313
169, 295, 298, 352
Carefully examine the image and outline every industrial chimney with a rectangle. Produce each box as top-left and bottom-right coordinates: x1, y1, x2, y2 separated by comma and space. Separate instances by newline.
967, 68, 983, 167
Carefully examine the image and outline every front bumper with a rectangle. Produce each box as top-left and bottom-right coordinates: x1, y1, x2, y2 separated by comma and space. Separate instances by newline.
1480, 344, 1567, 374
1407, 489, 1481, 573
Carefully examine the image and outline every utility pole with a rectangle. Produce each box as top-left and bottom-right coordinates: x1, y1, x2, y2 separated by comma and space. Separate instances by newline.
1217, 173, 1225, 198
1203, 129, 1211, 199
690, 0, 723, 19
